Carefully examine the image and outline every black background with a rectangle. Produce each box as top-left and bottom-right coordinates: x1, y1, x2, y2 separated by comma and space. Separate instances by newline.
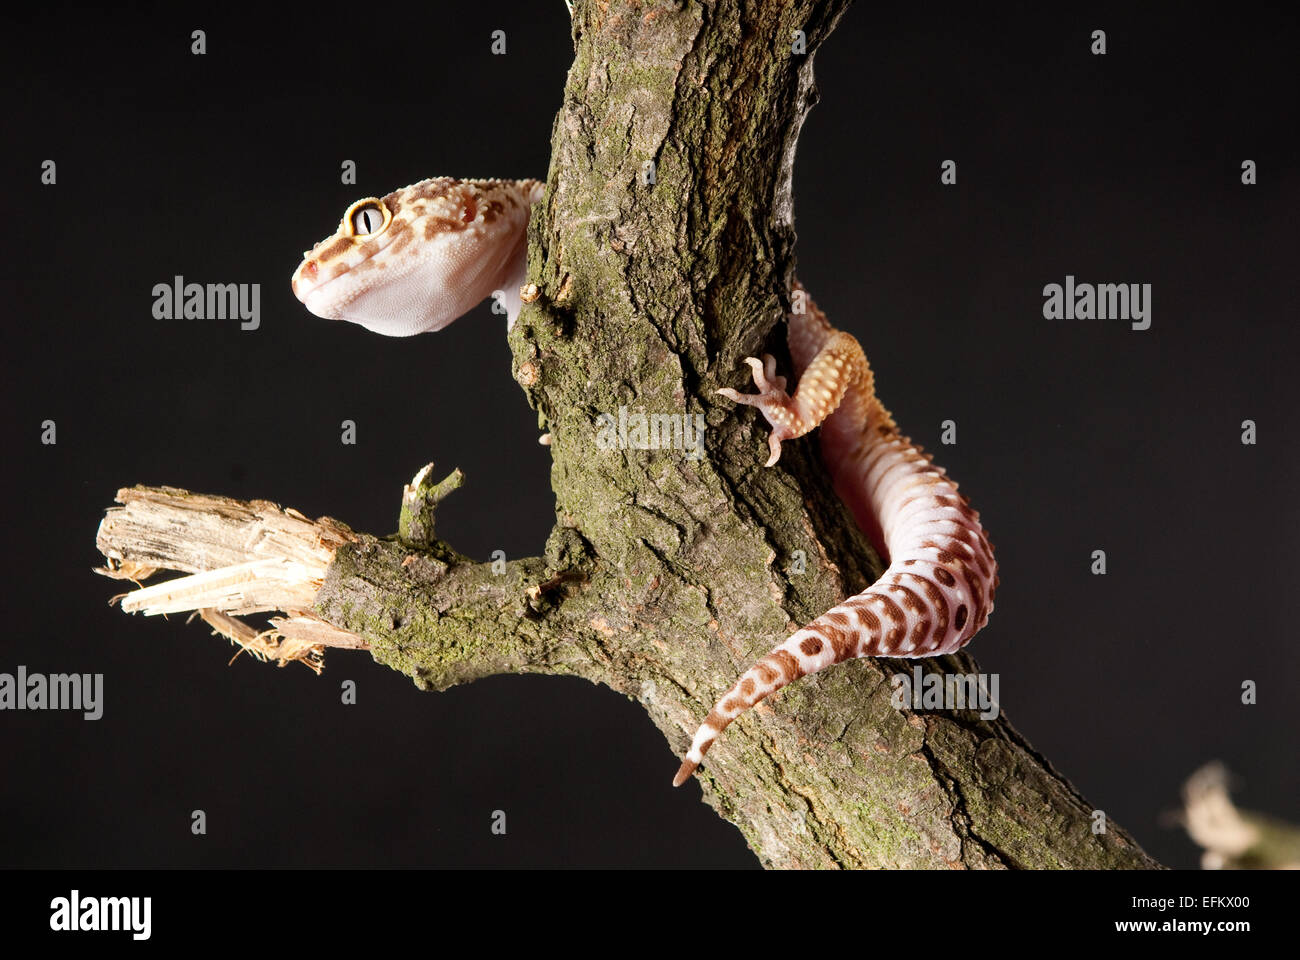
3, 2, 1296, 869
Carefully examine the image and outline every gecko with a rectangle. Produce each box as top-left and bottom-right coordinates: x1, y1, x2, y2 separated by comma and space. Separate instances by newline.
292, 176, 998, 787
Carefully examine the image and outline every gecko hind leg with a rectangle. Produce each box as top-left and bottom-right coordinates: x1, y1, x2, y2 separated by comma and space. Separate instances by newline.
684, 331, 874, 785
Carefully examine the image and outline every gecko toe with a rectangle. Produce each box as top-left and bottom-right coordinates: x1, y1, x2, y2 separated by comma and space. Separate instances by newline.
742, 356, 772, 392
716, 387, 744, 403
765, 432, 784, 466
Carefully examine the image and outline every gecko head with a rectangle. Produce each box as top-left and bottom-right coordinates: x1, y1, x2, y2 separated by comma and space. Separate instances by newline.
291, 177, 543, 337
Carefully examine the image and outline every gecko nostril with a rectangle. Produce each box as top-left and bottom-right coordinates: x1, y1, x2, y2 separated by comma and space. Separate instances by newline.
303, 261, 318, 280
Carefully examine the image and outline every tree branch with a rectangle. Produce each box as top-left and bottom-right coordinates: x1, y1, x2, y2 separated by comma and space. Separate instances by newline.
94, 0, 1159, 868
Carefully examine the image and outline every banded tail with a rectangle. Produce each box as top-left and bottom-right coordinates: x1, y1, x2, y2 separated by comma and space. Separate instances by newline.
677, 289, 996, 786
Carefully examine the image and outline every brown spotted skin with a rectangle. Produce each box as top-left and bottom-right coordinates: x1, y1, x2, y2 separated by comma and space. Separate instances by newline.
674, 287, 998, 786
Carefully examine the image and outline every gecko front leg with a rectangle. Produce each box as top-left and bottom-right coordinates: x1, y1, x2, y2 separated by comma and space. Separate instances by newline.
676, 291, 997, 786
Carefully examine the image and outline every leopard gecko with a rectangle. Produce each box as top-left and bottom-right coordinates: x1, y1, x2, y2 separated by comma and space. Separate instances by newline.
291, 176, 999, 788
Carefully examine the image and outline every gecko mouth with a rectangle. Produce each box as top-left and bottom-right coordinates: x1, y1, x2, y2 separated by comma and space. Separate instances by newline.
291, 240, 390, 315
291, 259, 359, 318
293, 267, 357, 318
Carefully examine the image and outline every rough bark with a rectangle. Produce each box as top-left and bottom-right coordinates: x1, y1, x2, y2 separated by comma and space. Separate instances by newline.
96, 0, 1160, 868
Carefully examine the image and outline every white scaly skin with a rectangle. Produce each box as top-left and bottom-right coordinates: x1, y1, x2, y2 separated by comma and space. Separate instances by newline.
293, 179, 997, 787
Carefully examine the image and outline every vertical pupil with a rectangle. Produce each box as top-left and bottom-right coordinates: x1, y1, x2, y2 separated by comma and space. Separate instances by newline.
356, 207, 379, 234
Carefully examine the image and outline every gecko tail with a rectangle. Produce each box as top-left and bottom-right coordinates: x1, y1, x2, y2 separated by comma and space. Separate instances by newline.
672, 623, 855, 786
671, 758, 699, 788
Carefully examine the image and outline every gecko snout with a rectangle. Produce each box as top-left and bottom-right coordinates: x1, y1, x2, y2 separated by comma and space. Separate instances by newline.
291, 259, 319, 300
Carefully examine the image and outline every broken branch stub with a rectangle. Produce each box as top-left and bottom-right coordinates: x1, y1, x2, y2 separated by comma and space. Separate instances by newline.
95, 486, 369, 670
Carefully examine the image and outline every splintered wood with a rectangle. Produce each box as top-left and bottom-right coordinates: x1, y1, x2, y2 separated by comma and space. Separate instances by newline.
96, 486, 369, 671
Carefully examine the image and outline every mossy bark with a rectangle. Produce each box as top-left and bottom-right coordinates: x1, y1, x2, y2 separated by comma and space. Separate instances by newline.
313, 0, 1161, 868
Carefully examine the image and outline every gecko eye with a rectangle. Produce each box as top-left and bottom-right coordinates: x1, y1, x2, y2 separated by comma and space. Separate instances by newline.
354, 206, 383, 234
344, 198, 391, 238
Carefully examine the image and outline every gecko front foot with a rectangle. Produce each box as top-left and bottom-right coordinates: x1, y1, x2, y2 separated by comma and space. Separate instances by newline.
716, 354, 800, 466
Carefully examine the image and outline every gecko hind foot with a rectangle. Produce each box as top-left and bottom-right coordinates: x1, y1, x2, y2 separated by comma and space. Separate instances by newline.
715, 354, 797, 466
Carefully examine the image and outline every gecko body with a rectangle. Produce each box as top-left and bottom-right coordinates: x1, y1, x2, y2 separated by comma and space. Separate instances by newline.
674, 287, 997, 784
292, 177, 998, 787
